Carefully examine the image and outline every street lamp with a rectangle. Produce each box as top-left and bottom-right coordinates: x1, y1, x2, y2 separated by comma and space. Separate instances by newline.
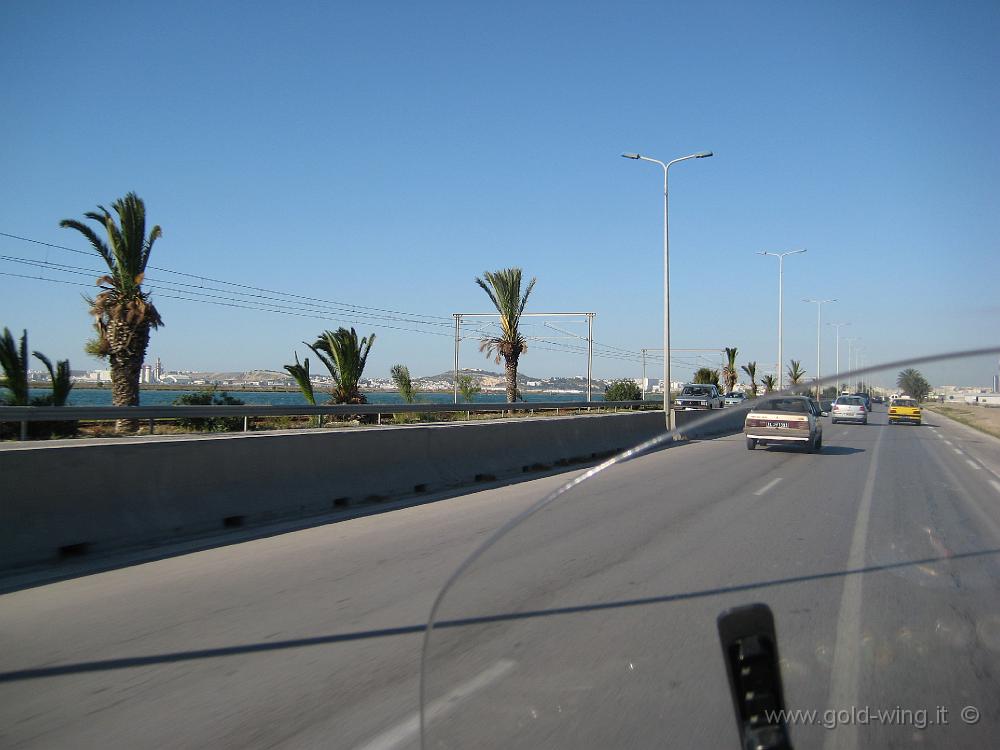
804, 298, 836, 398
844, 337, 859, 391
827, 321, 850, 392
622, 150, 713, 429
757, 249, 807, 390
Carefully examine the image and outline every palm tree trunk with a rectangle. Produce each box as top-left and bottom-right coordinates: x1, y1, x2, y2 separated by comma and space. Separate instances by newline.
504, 356, 518, 404
108, 319, 150, 432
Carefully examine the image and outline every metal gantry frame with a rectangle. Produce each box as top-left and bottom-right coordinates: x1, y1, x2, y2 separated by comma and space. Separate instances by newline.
453, 312, 595, 403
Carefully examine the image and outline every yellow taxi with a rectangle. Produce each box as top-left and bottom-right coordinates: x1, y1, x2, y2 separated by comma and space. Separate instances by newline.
888, 397, 922, 425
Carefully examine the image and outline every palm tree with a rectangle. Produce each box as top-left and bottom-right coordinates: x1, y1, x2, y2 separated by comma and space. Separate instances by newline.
761, 374, 777, 393
475, 268, 536, 403
307, 327, 375, 404
60, 192, 162, 431
391, 364, 416, 404
32, 351, 73, 406
692, 367, 721, 387
0, 328, 29, 406
722, 347, 739, 393
787, 360, 807, 392
283, 352, 316, 405
897, 368, 931, 401
741, 361, 758, 398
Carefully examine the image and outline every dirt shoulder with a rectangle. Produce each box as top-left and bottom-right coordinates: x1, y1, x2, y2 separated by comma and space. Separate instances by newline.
924, 403, 1000, 440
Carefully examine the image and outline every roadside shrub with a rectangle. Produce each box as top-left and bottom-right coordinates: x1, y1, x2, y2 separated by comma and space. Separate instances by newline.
173, 390, 246, 432
604, 379, 642, 402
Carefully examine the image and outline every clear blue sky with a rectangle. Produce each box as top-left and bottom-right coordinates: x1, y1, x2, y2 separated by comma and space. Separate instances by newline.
2, 0, 998, 386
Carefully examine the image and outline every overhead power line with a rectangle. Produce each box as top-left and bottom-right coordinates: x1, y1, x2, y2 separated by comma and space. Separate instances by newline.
0, 230, 666, 366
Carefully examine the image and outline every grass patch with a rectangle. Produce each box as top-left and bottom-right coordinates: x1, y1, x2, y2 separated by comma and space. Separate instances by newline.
925, 404, 1000, 440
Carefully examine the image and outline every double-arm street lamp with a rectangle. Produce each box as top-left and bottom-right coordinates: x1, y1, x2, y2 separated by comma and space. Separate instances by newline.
804, 298, 836, 397
622, 150, 713, 429
757, 249, 807, 390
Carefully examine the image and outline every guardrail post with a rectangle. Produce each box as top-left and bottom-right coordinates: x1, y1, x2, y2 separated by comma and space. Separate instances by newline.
20, 420, 27, 441
377, 412, 381, 426
243, 416, 248, 432
148, 418, 155, 435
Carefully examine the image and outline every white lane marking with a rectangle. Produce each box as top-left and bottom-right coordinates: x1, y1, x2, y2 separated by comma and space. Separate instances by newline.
954, 448, 964, 455
991, 480, 1000, 495
943, 440, 953, 446
840, 431, 849, 438
966, 459, 982, 471
354, 659, 515, 750
824, 423, 885, 750
754, 477, 783, 496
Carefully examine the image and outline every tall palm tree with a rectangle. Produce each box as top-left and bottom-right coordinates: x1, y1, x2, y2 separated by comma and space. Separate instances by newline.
787, 359, 807, 388
761, 374, 777, 393
741, 361, 758, 397
722, 347, 739, 393
475, 268, 536, 403
307, 327, 375, 404
60, 192, 162, 430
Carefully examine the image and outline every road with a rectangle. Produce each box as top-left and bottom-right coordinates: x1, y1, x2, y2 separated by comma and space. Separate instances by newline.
2, 406, 1000, 749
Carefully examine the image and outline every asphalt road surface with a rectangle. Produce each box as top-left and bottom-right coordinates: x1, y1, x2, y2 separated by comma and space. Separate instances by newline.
3, 406, 1000, 749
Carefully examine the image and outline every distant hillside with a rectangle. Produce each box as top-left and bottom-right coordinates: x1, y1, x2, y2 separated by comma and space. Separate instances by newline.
417, 368, 541, 385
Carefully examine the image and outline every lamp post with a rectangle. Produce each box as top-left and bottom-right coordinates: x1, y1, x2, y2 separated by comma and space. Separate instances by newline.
757, 249, 807, 390
827, 321, 850, 392
804, 298, 836, 398
844, 337, 859, 391
622, 150, 713, 428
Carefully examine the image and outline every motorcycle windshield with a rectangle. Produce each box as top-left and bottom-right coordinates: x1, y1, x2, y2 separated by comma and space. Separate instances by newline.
421, 349, 1000, 749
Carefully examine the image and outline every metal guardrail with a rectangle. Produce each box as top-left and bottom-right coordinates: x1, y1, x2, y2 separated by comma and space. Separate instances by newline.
0, 400, 650, 421
0, 400, 658, 439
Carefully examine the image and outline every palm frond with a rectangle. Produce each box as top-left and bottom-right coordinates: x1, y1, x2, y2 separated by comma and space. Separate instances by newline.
283, 352, 316, 405
59, 218, 114, 270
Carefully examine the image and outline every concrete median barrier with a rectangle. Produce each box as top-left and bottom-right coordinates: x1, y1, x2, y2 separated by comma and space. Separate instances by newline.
0, 408, 747, 572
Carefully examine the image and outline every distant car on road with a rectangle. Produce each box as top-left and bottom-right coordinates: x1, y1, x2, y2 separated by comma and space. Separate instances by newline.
676, 384, 723, 410
723, 392, 747, 407
872, 394, 884, 404
852, 392, 872, 411
744, 395, 823, 453
832, 395, 868, 424
888, 397, 922, 425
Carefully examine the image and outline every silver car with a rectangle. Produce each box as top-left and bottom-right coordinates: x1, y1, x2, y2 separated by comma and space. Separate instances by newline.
831, 395, 868, 424
676, 384, 723, 410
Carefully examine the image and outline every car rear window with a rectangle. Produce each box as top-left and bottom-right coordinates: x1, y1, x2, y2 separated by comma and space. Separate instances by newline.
683, 387, 710, 396
759, 398, 807, 413
836, 397, 864, 406
895, 399, 917, 407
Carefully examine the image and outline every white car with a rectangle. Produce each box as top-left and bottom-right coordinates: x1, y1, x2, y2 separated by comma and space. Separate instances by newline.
745, 396, 824, 453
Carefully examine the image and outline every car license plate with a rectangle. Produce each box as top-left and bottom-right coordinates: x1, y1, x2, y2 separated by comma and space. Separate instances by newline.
765, 421, 788, 428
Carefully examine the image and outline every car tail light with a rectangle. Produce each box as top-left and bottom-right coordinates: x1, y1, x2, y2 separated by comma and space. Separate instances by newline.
889, 408, 897, 414
746, 418, 763, 428
793, 419, 810, 430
